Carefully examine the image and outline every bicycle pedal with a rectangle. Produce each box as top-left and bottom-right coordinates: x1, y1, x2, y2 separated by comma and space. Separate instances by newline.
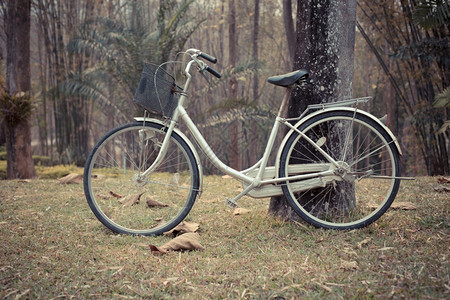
225, 198, 238, 208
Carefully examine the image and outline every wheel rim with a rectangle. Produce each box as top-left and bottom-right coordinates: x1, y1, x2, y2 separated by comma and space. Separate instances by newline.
85, 123, 198, 235
282, 113, 400, 228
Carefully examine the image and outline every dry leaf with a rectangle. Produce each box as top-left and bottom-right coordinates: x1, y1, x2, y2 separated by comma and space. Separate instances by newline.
377, 246, 395, 251
367, 201, 417, 210
434, 185, 450, 193
390, 202, 417, 210
221, 175, 232, 179
119, 193, 143, 207
233, 208, 251, 215
437, 176, 450, 184
109, 191, 123, 198
58, 173, 82, 184
357, 237, 372, 249
146, 197, 169, 208
340, 260, 358, 270
149, 233, 204, 254
163, 222, 199, 236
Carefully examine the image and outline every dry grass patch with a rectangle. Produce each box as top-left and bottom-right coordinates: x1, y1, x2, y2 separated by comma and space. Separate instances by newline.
0, 176, 448, 299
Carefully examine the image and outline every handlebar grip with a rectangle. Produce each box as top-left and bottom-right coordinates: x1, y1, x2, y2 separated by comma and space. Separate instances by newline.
205, 66, 222, 78
199, 52, 217, 64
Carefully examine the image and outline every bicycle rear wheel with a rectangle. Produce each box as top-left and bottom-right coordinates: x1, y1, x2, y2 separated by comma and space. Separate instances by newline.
280, 110, 401, 229
84, 121, 200, 235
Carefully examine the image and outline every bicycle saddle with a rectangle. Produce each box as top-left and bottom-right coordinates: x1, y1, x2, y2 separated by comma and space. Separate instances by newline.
267, 69, 309, 87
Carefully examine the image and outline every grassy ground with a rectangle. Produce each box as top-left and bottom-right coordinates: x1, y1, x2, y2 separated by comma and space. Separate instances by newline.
0, 176, 448, 299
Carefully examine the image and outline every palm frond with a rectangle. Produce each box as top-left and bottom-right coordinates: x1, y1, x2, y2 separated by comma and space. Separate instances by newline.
390, 37, 449, 62
433, 87, 450, 108
59, 69, 128, 123
413, 0, 450, 29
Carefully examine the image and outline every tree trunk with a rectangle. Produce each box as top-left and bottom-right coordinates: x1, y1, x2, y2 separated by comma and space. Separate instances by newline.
228, 0, 241, 171
269, 0, 357, 220
249, 0, 260, 166
282, 0, 296, 67
3, 0, 36, 179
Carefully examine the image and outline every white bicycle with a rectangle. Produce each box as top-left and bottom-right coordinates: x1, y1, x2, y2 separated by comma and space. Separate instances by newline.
84, 48, 408, 235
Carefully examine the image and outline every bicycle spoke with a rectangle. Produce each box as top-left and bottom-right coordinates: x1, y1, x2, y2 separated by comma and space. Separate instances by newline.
85, 122, 199, 235
281, 111, 400, 229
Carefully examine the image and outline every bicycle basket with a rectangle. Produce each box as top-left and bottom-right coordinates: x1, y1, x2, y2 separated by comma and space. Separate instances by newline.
133, 63, 180, 118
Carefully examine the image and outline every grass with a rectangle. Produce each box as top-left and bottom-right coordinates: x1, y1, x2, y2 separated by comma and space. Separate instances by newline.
0, 176, 448, 299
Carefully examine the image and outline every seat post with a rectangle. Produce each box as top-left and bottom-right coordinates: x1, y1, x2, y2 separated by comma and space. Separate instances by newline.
277, 87, 292, 118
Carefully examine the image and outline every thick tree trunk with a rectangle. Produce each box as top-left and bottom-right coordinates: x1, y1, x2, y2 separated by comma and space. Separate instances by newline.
3, 0, 36, 179
269, 0, 357, 220
4, 119, 36, 179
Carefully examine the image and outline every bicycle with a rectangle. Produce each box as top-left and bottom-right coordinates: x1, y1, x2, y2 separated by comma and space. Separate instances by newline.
84, 48, 410, 236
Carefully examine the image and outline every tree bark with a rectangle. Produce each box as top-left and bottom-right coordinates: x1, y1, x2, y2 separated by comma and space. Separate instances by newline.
269, 0, 357, 220
282, 0, 296, 67
249, 0, 260, 166
228, 0, 241, 171
3, 0, 36, 179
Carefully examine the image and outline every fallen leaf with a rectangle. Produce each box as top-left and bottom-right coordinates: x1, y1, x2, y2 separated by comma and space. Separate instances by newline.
390, 202, 417, 210
163, 277, 179, 286
377, 247, 395, 251
149, 233, 204, 254
357, 237, 372, 249
340, 260, 358, 270
437, 176, 450, 184
312, 280, 332, 292
58, 173, 82, 184
434, 185, 450, 193
367, 201, 417, 210
163, 222, 199, 236
222, 175, 232, 179
119, 193, 143, 207
233, 208, 251, 215
146, 197, 169, 208
109, 191, 123, 198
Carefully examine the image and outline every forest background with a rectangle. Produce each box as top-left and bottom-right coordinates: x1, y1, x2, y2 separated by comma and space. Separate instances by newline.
0, 0, 448, 178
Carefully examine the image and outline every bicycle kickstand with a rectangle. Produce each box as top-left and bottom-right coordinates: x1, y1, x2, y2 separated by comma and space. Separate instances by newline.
225, 183, 255, 208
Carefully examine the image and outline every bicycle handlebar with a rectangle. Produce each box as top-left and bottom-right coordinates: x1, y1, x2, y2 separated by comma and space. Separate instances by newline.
204, 66, 222, 78
199, 52, 217, 64
186, 48, 222, 79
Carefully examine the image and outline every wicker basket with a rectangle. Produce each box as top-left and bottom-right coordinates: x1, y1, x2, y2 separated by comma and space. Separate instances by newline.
133, 63, 180, 118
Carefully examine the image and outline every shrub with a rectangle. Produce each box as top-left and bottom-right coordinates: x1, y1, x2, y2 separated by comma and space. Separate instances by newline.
33, 155, 52, 166
0, 161, 6, 179
35, 164, 83, 179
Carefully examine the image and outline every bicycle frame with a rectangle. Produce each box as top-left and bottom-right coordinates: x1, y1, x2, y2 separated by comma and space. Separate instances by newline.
137, 52, 404, 203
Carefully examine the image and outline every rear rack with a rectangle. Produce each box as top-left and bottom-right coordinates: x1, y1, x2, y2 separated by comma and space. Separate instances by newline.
287, 97, 372, 122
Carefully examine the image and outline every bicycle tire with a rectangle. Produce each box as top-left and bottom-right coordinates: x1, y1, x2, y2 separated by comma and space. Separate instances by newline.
279, 110, 401, 229
84, 121, 200, 235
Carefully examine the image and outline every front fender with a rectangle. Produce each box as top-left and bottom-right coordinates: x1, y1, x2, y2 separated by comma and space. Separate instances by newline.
274, 107, 402, 178
134, 117, 203, 197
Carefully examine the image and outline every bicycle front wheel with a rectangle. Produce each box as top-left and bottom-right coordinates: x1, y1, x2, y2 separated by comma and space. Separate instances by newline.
280, 110, 401, 230
84, 121, 200, 235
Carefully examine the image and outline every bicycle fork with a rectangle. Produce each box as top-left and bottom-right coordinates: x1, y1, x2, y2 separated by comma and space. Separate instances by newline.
138, 119, 177, 179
